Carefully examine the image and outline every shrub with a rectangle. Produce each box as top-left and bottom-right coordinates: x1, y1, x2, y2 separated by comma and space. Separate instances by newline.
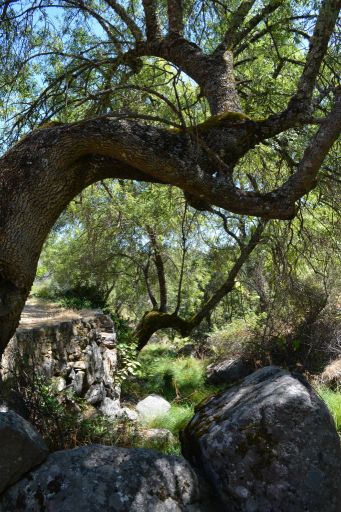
1, 370, 141, 451
207, 314, 261, 362
58, 285, 106, 309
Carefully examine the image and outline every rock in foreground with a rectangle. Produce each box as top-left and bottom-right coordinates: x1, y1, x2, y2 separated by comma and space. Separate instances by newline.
182, 366, 341, 512
0, 444, 203, 511
0, 407, 49, 493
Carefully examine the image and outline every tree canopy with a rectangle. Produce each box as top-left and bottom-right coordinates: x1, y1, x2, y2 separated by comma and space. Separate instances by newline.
0, 0, 340, 354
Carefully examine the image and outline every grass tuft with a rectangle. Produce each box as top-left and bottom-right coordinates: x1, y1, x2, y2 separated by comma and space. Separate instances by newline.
316, 385, 341, 435
147, 404, 194, 434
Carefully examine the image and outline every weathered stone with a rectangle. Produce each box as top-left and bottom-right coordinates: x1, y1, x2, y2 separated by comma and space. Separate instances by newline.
320, 358, 341, 388
73, 360, 87, 370
205, 357, 252, 385
101, 332, 116, 348
85, 382, 106, 404
182, 366, 341, 512
0, 407, 49, 493
95, 312, 115, 332
178, 344, 197, 357
86, 341, 105, 384
51, 376, 67, 392
99, 398, 138, 421
119, 407, 139, 421
72, 370, 85, 395
1, 313, 120, 407
102, 347, 118, 387
0, 444, 204, 511
140, 428, 175, 444
99, 397, 121, 418
136, 394, 171, 422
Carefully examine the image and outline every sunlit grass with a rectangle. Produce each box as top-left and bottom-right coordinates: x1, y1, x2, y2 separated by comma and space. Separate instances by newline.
135, 343, 216, 404
147, 404, 195, 434
316, 385, 341, 435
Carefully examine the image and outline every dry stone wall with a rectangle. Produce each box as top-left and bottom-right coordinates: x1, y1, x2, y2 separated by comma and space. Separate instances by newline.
1, 313, 120, 405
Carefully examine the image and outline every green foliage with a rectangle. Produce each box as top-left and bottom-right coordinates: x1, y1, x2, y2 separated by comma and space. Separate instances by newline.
148, 404, 194, 436
135, 432, 181, 455
60, 286, 107, 309
33, 284, 106, 310
134, 343, 214, 404
58, 296, 93, 310
116, 339, 141, 384
208, 314, 262, 361
316, 385, 341, 436
105, 312, 141, 384
4, 369, 141, 451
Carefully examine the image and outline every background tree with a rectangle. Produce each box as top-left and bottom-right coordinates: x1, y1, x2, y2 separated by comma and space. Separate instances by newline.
36, 181, 266, 349
0, 0, 340, 354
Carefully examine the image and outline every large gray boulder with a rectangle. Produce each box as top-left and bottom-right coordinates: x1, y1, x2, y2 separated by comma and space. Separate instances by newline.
136, 394, 171, 422
0, 444, 204, 511
206, 357, 252, 385
182, 366, 341, 512
0, 406, 49, 493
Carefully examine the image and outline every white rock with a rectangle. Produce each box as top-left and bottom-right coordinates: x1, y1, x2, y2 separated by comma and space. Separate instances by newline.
119, 407, 139, 422
136, 394, 171, 422
99, 397, 122, 419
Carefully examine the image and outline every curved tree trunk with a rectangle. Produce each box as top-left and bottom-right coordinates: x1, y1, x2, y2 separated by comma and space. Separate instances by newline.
134, 221, 266, 351
0, 86, 340, 356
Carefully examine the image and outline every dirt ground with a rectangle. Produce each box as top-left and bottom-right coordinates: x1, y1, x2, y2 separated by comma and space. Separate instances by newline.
18, 297, 97, 329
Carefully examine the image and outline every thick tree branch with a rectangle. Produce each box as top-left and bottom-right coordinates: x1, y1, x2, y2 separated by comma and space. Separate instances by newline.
174, 202, 188, 315
142, 259, 159, 309
280, 86, 341, 202
258, 0, 341, 138
142, 0, 162, 41
231, 0, 283, 50
288, 0, 341, 114
131, 35, 241, 113
215, 0, 256, 54
189, 220, 266, 327
167, 0, 184, 37
134, 220, 266, 350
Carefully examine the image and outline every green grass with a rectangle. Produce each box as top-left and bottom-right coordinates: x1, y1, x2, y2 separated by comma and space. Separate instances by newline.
147, 404, 195, 434
120, 343, 219, 453
132, 343, 217, 404
317, 385, 341, 435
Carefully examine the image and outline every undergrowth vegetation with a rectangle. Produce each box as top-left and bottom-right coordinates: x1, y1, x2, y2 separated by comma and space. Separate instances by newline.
2, 337, 341, 455
316, 385, 341, 437
1, 343, 220, 455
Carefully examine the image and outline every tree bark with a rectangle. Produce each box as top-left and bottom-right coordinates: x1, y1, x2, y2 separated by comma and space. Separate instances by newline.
0, 90, 339, 355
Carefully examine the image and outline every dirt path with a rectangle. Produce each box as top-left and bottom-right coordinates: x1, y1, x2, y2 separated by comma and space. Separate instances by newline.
19, 297, 97, 329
